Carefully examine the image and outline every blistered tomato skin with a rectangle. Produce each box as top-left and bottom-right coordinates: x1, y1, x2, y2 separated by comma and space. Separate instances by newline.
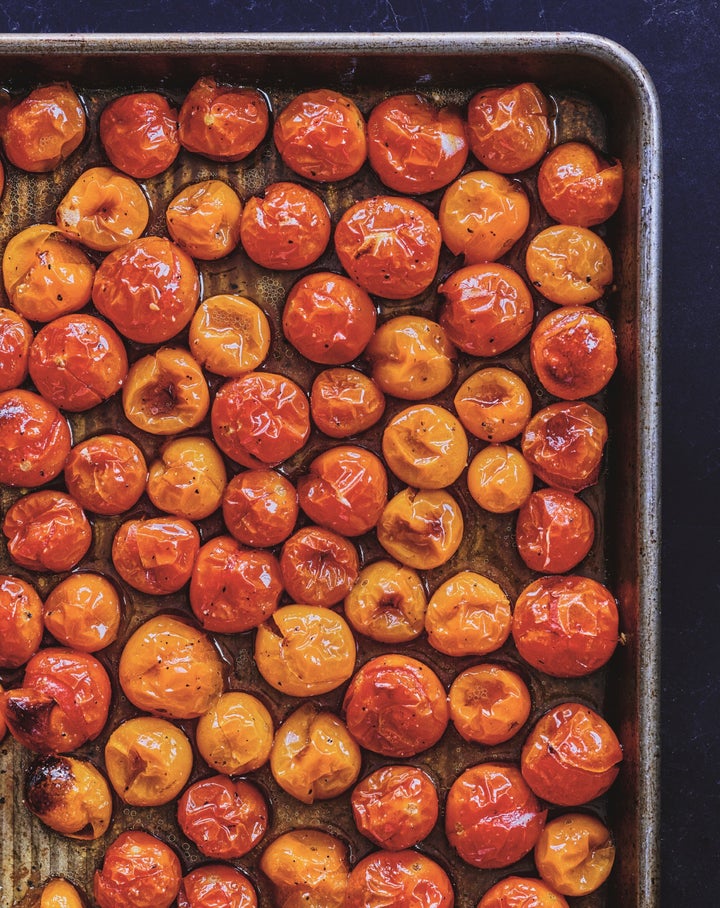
259, 828, 349, 908
94, 830, 182, 908
449, 664, 532, 745
310, 367, 386, 438
147, 436, 227, 521
344, 559, 427, 643
112, 517, 200, 595
100, 92, 180, 179
166, 179, 243, 260
196, 691, 273, 775
1, 83, 86, 172
39, 878, 86, 908
454, 367, 532, 443
345, 850, 455, 908
43, 573, 122, 653
516, 489, 595, 574
534, 813, 616, 896
0, 389, 71, 488
539, 141, 624, 227
0, 575, 43, 669
189, 294, 271, 377
222, 469, 298, 548
377, 487, 464, 570
178, 865, 258, 908
425, 571, 512, 658
382, 404, 468, 490
25, 754, 112, 840
64, 434, 147, 516
351, 764, 439, 850
0, 308, 33, 391
3, 491, 91, 573
280, 526, 359, 607
525, 225, 613, 306
478, 876, 569, 908
467, 445, 534, 514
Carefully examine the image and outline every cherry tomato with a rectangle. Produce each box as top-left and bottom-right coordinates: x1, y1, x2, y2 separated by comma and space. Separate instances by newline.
477, 876, 569, 908
382, 404, 468, 489
467, 445, 534, 514
516, 489, 595, 574
538, 141, 624, 227
189, 294, 271, 377
467, 82, 551, 174
178, 865, 258, 908
367, 93, 468, 193
259, 829, 349, 908
0, 389, 70, 487
64, 434, 147, 516
445, 762, 546, 868
521, 702, 622, 805
94, 830, 182, 908
273, 88, 367, 182
178, 775, 268, 859
222, 468, 298, 548
118, 614, 223, 720
0, 308, 32, 391
345, 851, 455, 908
343, 559, 427, 644
343, 654, 449, 758
0, 574, 43, 668
310, 366, 386, 437
196, 691, 273, 775
99, 92, 179, 178
449, 664, 531, 745
280, 526, 359, 607
147, 436, 227, 520
43, 573, 121, 652
25, 753, 112, 840
335, 195, 441, 299
3, 490, 91, 572
525, 225, 612, 306
112, 517, 200, 595
351, 764, 439, 850
39, 878, 86, 908
166, 179, 243, 260
454, 367, 532, 442
377, 487, 464, 570
1, 83, 86, 172
534, 813, 615, 896
425, 571, 511, 657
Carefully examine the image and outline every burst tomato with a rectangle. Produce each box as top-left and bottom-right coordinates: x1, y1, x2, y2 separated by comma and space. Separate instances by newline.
189, 294, 271, 377
0, 574, 43, 669
112, 517, 200, 595
166, 179, 243, 260
534, 813, 616, 896
425, 571, 512, 658
25, 753, 112, 840
178, 865, 258, 908
343, 559, 427, 644
515, 488, 595, 574
99, 92, 179, 178
1, 83, 86, 172
43, 573, 122, 653
0, 389, 70, 488
467, 445, 534, 514
94, 830, 182, 908
147, 436, 227, 521
310, 367, 386, 438
449, 663, 532, 745
196, 691, 273, 776
351, 764, 439, 850
259, 829, 349, 908
64, 434, 147, 516
382, 403, 468, 489
454, 367, 532, 443
3, 490, 91, 572
377, 487, 464, 570
280, 526, 359, 607
222, 468, 298, 548
525, 225, 613, 306
345, 851, 455, 908
478, 877, 569, 908
538, 141, 624, 227
0, 308, 32, 391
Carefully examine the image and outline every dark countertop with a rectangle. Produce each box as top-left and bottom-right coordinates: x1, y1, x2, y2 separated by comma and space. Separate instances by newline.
1, 2, 718, 905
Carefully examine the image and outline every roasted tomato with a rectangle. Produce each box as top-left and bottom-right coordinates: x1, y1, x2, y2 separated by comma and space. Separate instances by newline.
1, 83, 86, 172
270, 702, 361, 804
3, 491, 91, 572
446, 762, 546, 869
1, 647, 111, 752
335, 195, 441, 299
273, 88, 367, 182
64, 434, 147, 516
147, 436, 227, 520
99, 92, 179, 179
3, 224, 95, 322
56, 165, 149, 252
343, 654, 448, 758
377, 487, 463, 570
0, 574, 43, 669
118, 614, 223, 720
254, 604, 356, 696
516, 489, 595, 574
343, 559, 427, 644
534, 812, 615, 896
525, 225, 613, 306
28, 314, 128, 412
366, 315, 456, 400
382, 403, 468, 489
38, 878, 86, 908
92, 236, 199, 344
240, 181, 331, 270
521, 702, 623, 805
94, 830, 182, 908
25, 754, 112, 840
196, 691, 273, 775
297, 445, 388, 536
104, 716, 193, 806
222, 469, 298, 548
178, 865, 258, 908
211, 371, 310, 468
0, 308, 32, 391
351, 764, 439, 850
425, 571, 512, 657
467, 82, 551, 173
345, 850, 455, 908
512, 574, 619, 677
179, 76, 269, 161
43, 573, 121, 653
166, 179, 243, 260
189, 535, 283, 633
530, 307, 618, 400
189, 294, 271, 377
280, 526, 359, 607
449, 664, 531, 745
122, 347, 210, 435
538, 141, 624, 227
477, 876, 569, 908
310, 367, 386, 438
438, 263, 534, 357
467, 443, 534, 513
112, 517, 200, 595
454, 367, 532, 443
259, 829, 349, 908
367, 92, 468, 193
439, 171, 530, 264
0, 389, 70, 488
178, 775, 268, 859
521, 401, 609, 492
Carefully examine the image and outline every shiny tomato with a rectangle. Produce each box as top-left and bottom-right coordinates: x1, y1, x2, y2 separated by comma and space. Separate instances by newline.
166, 179, 243, 260
112, 517, 200, 595
335, 195, 441, 299
25, 753, 112, 840
196, 691, 273, 776
538, 141, 624, 227
351, 764, 439, 850
445, 762, 546, 868
178, 775, 268, 859
99, 92, 179, 178
525, 225, 613, 306
454, 367, 532, 443
147, 436, 227, 520
189, 294, 271, 377
534, 813, 615, 897
449, 664, 532, 745
310, 367, 386, 438
3, 490, 91, 572
467, 445, 534, 514
64, 434, 147, 515
0, 308, 32, 391
343, 559, 427, 644
222, 468, 298, 548
516, 489, 595, 574
0, 389, 70, 487
178, 865, 258, 908
425, 571, 512, 657
382, 403, 468, 489
0, 574, 43, 668
38, 878, 86, 908
478, 876, 569, 908
377, 487, 463, 570
259, 829, 349, 908
280, 526, 359, 607
345, 851, 455, 908
1, 83, 86, 172
43, 573, 121, 653
94, 830, 182, 908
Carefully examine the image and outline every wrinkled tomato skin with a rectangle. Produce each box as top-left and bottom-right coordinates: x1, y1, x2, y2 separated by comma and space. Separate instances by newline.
478, 876, 570, 908
259, 828, 349, 908
351, 764, 439, 850
516, 489, 595, 574
94, 830, 182, 908
382, 404, 468, 490
43, 572, 122, 653
38, 877, 86, 908
0, 574, 43, 669
166, 179, 243, 261
425, 571, 512, 658
222, 469, 298, 548
64, 434, 147, 516
196, 691, 273, 776
112, 517, 200, 596
534, 813, 615, 897
177, 865, 258, 908
280, 526, 359, 607
343, 559, 427, 644
449, 663, 532, 746
345, 850, 455, 908
376, 487, 464, 571
147, 435, 227, 521
310, 367, 386, 438
0, 308, 32, 391
525, 225, 613, 307
3, 491, 91, 573
189, 294, 271, 378
0, 390, 71, 488
467, 445, 534, 514
1, 83, 86, 172
100, 92, 179, 179
453, 367, 532, 444
538, 141, 624, 227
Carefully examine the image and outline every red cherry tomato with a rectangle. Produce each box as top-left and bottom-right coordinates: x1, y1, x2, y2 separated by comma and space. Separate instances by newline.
538, 141, 624, 227
43, 572, 122, 653
3, 490, 91, 572
1, 83, 86, 172
0, 389, 70, 488
112, 517, 200, 596
64, 434, 147, 516
0, 308, 32, 391
222, 468, 298, 548
94, 830, 182, 908
0, 574, 43, 669
280, 526, 359, 607
478, 876, 569, 908
516, 488, 595, 574
100, 92, 179, 178
345, 850, 455, 908
178, 865, 258, 908
310, 367, 386, 438
351, 764, 439, 850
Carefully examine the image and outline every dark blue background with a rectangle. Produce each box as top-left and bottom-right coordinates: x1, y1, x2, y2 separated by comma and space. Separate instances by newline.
2, 1, 718, 904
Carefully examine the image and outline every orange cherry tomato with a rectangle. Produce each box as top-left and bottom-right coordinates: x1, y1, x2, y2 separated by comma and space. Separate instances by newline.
94, 830, 182, 908
467, 445, 534, 514
39, 878, 86, 908
240, 181, 331, 270
467, 82, 551, 174
64, 434, 147, 516
273, 88, 367, 182
147, 436, 227, 520
530, 306, 618, 400
438, 263, 534, 356
259, 829, 349, 908
118, 614, 223, 720
222, 468, 298, 548
351, 764, 439, 850
343, 559, 427, 644
297, 445, 388, 536
367, 92, 468, 193
343, 654, 449, 758
310, 366, 386, 438
179, 76, 269, 162
538, 141, 624, 227
0, 308, 32, 391
43, 573, 122, 653
0, 389, 71, 487
25, 753, 112, 840
449, 663, 532, 745
211, 371, 310, 468
445, 762, 546, 869
28, 314, 128, 412
377, 487, 464, 570
3, 490, 91, 572
521, 702, 622, 806
512, 575, 619, 677
345, 850, 455, 908
279, 526, 359, 607
335, 195, 441, 299
99, 92, 179, 179
166, 179, 243, 260
454, 367, 532, 443
525, 225, 612, 306
382, 403, 468, 489
112, 517, 200, 595
178, 865, 258, 908
56, 166, 150, 252
439, 171, 530, 264
1, 83, 86, 172
92, 236, 199, 344
516, 488, 595, 574
196, 691, 273, 775
534, 813, 615, 896
189, 294, 271, 377
0, 574, 43, 668
477, 876, 569, 908
425, 571, 512, 657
